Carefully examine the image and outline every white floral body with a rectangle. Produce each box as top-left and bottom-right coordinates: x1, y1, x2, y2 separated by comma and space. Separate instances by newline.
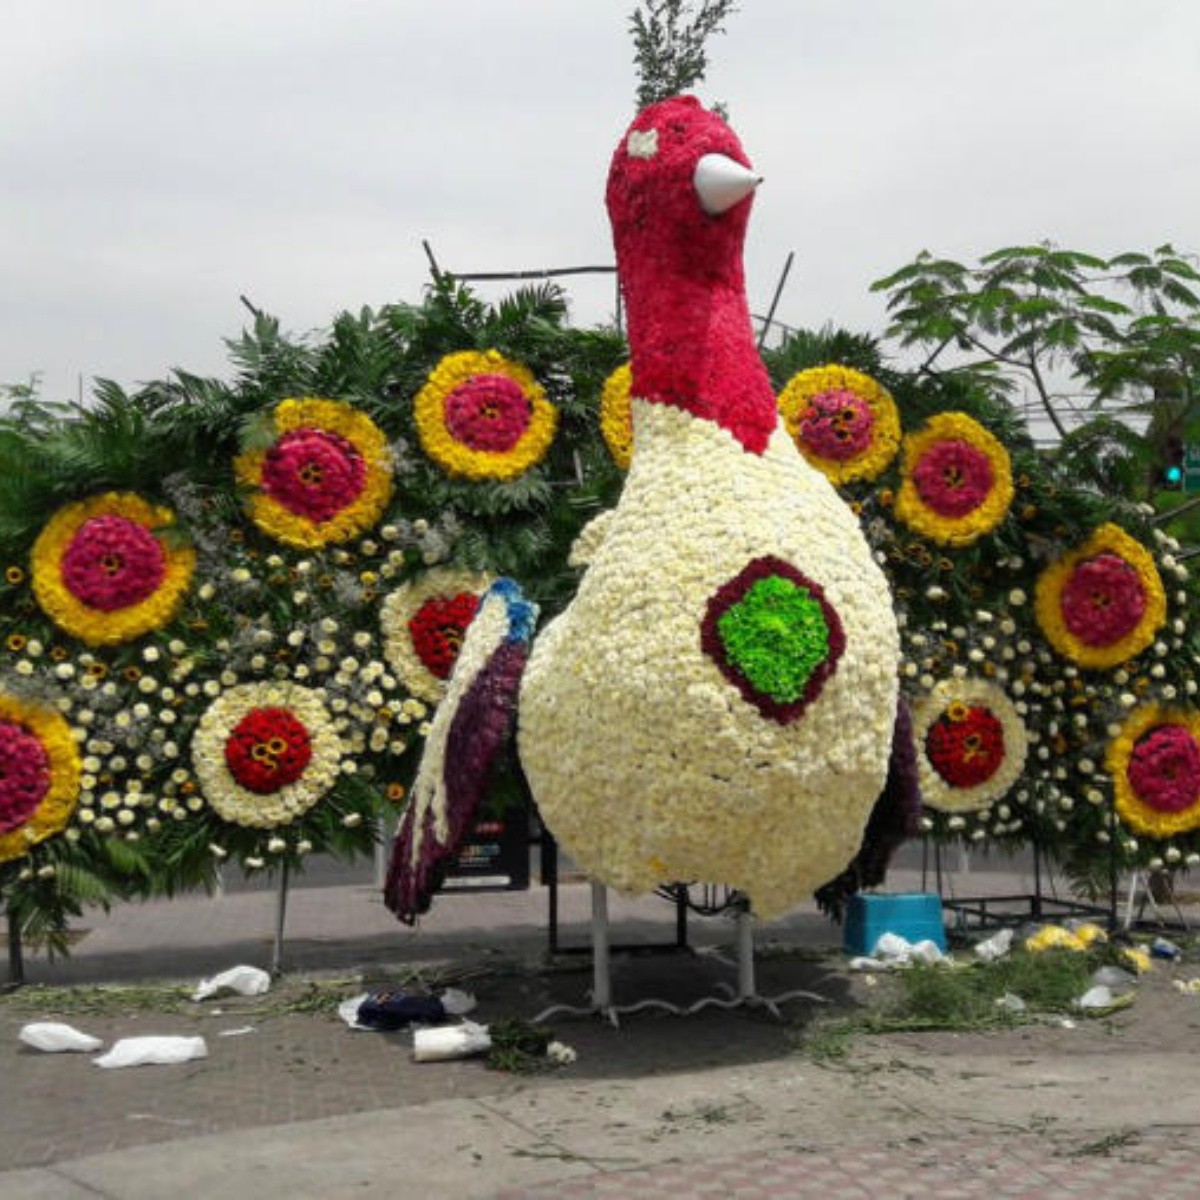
519, 400, 900, 919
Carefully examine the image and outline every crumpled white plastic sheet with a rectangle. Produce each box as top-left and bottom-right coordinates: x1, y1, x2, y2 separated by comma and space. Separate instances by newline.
19, 1022, 103, 1053
1074, 985, 1134, 1015
192, 965, 271, 1001
974, 928, 1014, 962
93, 1035, 208, 1069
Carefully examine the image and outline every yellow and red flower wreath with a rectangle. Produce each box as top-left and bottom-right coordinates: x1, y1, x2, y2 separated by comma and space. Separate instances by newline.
776, 364, 901, 485
1034, 523, 1166, 669
235, 398, 394, 549
31, 492, 195, 646
1106, 704, 1200, 838
414, 350, 557, 482
894, 413, 1013, 546
0, 693, 81, 863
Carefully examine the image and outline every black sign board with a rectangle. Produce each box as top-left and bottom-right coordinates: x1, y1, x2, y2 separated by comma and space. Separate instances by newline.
441, 811, 530, 892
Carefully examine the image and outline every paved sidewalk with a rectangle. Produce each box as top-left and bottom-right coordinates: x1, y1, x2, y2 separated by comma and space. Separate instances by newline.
4, 859, 1195, 1198
6, 1047, 1200, 1198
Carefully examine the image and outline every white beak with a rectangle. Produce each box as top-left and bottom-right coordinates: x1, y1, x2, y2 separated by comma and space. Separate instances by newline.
693, 153, 762, 216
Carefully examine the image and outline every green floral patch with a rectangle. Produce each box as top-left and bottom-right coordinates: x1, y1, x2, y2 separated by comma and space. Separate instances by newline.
716, 576, 831, 702
701, 555, 845, 724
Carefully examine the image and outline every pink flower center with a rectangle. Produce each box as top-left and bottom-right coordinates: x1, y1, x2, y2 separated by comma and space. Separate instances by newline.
0, 720, 51, 835
911, 439, 995, 518
443, 375, 531, 453
798, 388, 874, 461
261, 428, 368, 523
60, 516, 167, 611
1127, 725, 1200, 814
1060, 553, 1147, 647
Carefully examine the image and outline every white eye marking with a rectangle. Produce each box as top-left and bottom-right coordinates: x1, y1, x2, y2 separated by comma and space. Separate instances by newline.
626, 128, 659, 159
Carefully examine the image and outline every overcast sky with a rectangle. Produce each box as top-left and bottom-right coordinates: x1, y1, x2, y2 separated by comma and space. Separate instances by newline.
3, 1, 1199, 407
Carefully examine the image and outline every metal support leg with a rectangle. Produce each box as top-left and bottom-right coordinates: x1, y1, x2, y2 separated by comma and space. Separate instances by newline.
271, 860, 290, 976
5, 901, 23, 988
735, 907, 755, 1001
591, 881, 612, 1012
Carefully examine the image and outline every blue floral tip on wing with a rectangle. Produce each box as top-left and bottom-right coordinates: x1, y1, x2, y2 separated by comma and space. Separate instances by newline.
485, 577, 539, 645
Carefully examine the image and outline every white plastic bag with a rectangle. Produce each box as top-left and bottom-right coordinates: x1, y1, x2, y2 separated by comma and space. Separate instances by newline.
338, 992, 371, 1030
93, 1035, 208, 1068
974, 928, 1014, 962
907, 939, 946, 964
872, 932, 946, 965
19, 1022, 103, 1053
412, 1021, 491, 1062
439, 988, 477, 1016
1074, 986, 1134, 1016
193, 965, 271, 1001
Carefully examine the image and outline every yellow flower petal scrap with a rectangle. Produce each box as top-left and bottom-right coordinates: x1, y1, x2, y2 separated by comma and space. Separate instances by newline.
30, 492, 196, 647
413, 350, 558, 482
234, 397, 394, 549
776, 364, 901, 485
0, 693, 82, 863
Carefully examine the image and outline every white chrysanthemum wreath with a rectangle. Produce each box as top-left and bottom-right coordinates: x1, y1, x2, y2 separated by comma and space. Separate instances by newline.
912, 676, 1028, 813
380, 567, 495, 703
192, 682, 344, 828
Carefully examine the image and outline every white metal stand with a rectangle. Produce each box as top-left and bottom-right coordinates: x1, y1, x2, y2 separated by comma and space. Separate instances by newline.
1122, 869, 1189, 931
534, 882, 831, 1026
591, 880, 612, 1011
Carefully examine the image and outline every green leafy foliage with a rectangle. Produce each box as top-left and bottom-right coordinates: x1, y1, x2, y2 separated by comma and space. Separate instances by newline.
629, 0, 737, 108
873, 243, 1200, 508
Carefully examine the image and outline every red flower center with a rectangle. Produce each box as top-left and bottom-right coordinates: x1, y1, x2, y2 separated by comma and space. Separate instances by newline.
926, 705, 1005, 788
224, 707, 313, 794
798, 388, 874, 461
443, 375, 532, 453
1059, 552, 1147, 647
912, 440, 995, 518
408, 592, 480, 679
60, 516, 167, 611
260, 428, 368, 523
0, 720, 51, 834
1127, 725, 1200, 814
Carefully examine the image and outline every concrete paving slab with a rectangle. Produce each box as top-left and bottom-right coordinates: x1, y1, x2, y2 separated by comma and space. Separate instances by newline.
48, 1096, 597, 1200
0, 1170, 102, 1199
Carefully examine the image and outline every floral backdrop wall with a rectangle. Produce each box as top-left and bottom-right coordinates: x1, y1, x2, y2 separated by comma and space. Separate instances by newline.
0, 282, 624, 955
2, 279, 1198, 958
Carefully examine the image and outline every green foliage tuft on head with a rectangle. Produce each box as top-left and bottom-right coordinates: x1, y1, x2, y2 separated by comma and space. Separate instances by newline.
629, 0, 737, 109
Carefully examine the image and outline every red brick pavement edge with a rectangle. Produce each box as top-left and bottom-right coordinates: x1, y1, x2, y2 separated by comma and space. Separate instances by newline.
490, 1132, 1200, 1199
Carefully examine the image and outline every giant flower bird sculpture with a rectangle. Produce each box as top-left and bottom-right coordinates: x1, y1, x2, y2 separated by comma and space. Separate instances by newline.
386, 96, 904, 943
